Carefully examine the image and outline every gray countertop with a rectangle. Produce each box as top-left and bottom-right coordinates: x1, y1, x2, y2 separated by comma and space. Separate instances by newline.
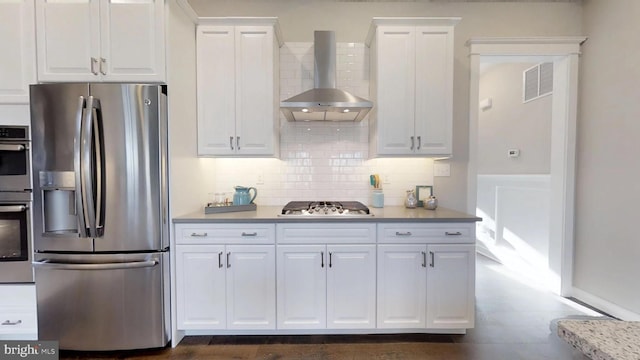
173, 206, 481, 223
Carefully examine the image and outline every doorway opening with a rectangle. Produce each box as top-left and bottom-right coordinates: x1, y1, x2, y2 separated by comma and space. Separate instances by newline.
466, 38, 586, 296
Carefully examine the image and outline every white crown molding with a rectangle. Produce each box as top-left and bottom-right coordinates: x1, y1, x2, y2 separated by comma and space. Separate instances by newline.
466, 37, 588, 56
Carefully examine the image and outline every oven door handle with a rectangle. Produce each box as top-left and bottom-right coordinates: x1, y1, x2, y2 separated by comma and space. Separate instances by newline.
0, 205, 28, 212
0, 144, 26, 151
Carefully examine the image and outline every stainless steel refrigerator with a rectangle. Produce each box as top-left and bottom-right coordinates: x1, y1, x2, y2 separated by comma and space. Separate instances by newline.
29, 83, 170, 351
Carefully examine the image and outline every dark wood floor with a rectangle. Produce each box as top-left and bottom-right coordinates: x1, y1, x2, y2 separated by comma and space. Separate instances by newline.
60, 256, 599, 360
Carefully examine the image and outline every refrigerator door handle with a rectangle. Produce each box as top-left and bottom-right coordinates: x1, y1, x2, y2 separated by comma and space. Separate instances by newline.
74, 96, 88, 237
82, 96, 97, 238
93, 99, 104, 236
33, 259, 158, 271
82, 96, 104, 238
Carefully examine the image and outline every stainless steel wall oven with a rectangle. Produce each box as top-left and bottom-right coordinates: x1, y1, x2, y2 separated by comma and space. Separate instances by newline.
0, 191, 32, 283
0, 126, 33, 283
0, 126, 31, 192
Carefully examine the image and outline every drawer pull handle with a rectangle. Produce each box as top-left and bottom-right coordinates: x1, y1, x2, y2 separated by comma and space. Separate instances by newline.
445, 231, 462, 236
227, 252, 231, 268
241, 232, 257, 237
430, 251, 435, 267
218, 252, 223, 268
321, 251, 325, 268
190, 232, 208, 237
395, 231, 412, 236
2, 320, 22, 326
421, 251, 427, 268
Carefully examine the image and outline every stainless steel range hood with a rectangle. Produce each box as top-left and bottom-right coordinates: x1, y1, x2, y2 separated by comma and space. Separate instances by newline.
280, 31, 373, 122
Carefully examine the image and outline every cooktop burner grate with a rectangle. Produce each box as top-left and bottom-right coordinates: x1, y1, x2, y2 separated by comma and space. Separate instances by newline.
280, 201, 372, 217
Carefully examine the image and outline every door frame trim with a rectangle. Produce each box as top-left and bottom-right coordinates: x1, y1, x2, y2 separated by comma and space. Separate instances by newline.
466, 37, 586, 296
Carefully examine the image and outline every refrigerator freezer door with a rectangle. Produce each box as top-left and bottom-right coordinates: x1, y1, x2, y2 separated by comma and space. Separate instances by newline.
89, 84, 167, 252
33, 252, 170, 351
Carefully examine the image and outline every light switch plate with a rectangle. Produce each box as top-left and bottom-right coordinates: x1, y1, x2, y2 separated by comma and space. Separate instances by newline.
434, 163, 450, 177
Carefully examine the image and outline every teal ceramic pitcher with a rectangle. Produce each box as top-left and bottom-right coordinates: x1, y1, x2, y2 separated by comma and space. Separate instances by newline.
233, 186, 257, 205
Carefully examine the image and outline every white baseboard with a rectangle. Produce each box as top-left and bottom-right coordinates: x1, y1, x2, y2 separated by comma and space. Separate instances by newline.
571, 287, 640, 321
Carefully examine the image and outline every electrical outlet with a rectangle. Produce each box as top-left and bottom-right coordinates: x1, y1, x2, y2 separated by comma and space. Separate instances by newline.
434, 163, 451, 177
256, 173, 265, 185
383, 174, 391, 184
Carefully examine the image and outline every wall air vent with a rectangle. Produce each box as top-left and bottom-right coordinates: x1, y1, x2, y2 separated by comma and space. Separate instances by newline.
523, 62, 553, 103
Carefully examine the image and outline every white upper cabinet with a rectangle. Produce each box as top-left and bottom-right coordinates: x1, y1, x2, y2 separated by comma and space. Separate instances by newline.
0, 0, 36, 104
367, 18, 459, 157
35, 0, 165, 82
196, 18, 282, 157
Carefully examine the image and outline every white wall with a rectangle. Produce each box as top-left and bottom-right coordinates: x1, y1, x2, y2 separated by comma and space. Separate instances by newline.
184, 0, 583, 212
574, 0, 640, 318
478, 63, 552, 174
166, 0, 217, 217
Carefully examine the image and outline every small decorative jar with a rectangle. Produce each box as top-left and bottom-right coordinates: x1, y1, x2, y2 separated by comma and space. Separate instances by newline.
425, 195, 438, 210
405, 189, 418, 208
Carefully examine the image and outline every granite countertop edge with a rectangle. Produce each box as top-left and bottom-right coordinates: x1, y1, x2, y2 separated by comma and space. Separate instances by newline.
173, 206, 481, 223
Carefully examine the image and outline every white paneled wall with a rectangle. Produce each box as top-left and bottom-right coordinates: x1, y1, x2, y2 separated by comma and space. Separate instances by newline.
208, 42, 434, 207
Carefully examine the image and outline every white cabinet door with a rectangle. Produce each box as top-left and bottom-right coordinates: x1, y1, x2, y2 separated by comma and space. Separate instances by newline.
235, 26, 276, 156
196, 26, 236, 155
426, 244, 475, 329
377, 244, 427, 329
99, 0, 165, 82
369, 19, 457, 158
0, 0, 36, 104
373, 26, 415, 155
276, 245, 326, 329
414, 26, 453, 155
35, 0, 164, 82
196, 20, 279, 157
326, 244, 376, 329
35, 0, 100, 82
175, 245, 226, 330
226, 245, 276, 330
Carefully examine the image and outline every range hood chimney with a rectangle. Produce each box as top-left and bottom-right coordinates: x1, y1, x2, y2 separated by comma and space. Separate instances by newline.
280, 31, 373, 122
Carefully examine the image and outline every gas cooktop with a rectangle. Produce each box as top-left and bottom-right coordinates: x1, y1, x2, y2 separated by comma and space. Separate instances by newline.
279, 201, 373, 217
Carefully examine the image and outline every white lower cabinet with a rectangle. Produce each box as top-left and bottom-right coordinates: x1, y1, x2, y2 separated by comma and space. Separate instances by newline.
276, 244, 377, 330
175, 244, 276, 330
0, 285, 37, 340
377, 244, 427, 328
426, 244, 475, 329
173, 221, 475, 334
377, 242, 475, 330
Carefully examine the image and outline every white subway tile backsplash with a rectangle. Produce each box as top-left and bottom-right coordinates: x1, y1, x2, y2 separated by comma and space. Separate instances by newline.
207, 41, 434, 206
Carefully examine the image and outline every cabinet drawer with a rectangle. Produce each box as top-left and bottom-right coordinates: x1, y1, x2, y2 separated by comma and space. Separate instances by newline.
277, 223, 376, 244
0, 285, 36, 308
0, 309, 37, 339
176, 224, 275, 245
378, 223, 474, 244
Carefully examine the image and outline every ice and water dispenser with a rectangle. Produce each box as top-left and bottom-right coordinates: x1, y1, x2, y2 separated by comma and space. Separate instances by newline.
39, 171, 77, 234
